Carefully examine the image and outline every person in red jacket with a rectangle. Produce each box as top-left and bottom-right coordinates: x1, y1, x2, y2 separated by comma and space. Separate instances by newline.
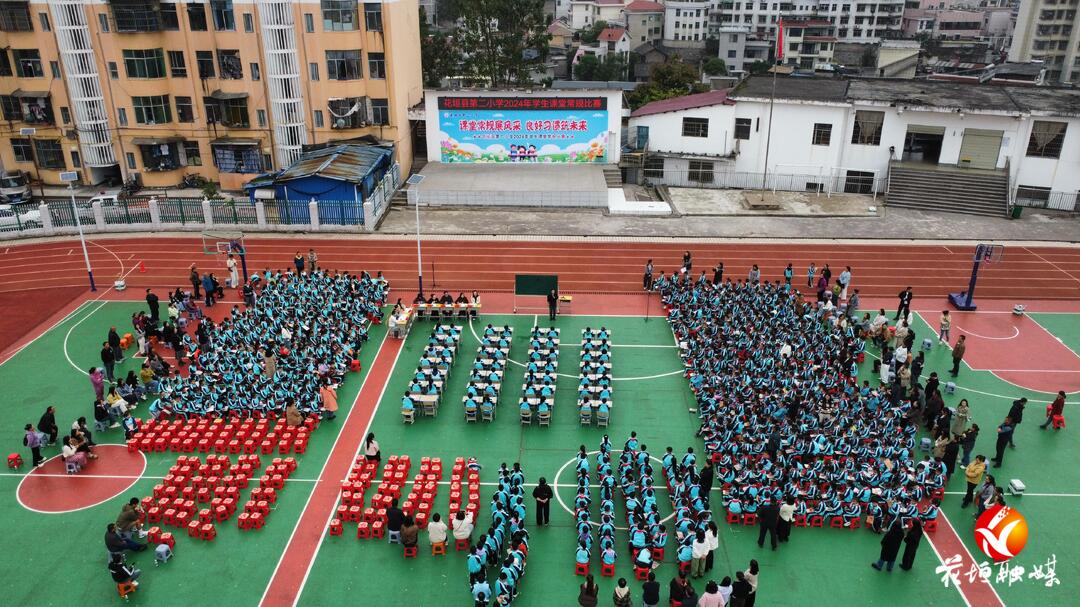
1039, 391, 1067, 430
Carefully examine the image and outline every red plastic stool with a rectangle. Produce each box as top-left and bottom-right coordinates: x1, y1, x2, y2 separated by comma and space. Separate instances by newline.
634, 566, 650, 581
1053, 415, 1066, 429
328, 519, 343, 536
809, 516, 824, 528
357, 521, 371, 539
186, 520, 201, 537
159, 532, 176, 549
370, 520, 385, 539
923, 519, 938, 532
455, 538, 470, 552
725, 511, 740, 524
403, 545, 418, 558
600, 563, 615, 577
238, 513, 253, 529
147, 526, 162, 543
432, 542, 446, 555
199, 524, 216, 540
8, 453, 23, 469
679, 561, 691, 575
575, 562, 590, 576
651, 548, 665, 561
741, 514, 757, 526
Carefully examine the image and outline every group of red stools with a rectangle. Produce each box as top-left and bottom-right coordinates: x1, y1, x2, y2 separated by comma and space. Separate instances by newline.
238, 456, 298, 530
126, 415, 318, 457
143, 454, 263, 542
400, 456, 442, 531
448, 457, 481, 526
355, 455, 411, 540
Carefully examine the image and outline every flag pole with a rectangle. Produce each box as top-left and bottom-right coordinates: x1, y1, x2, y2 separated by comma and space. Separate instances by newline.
760, 20, 782, 202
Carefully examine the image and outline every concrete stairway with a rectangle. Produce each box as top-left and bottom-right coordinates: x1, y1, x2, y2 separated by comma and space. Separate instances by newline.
886, 163, 1009, 218
603, 166, 623, 188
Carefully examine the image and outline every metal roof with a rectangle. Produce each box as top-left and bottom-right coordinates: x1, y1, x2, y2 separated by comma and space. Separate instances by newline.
259, 144, 393, 186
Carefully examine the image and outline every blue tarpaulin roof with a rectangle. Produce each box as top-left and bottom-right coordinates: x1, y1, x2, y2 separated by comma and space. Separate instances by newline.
246, 144, 393, 189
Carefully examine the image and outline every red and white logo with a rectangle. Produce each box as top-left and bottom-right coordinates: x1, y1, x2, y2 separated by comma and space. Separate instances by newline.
974, 505, 1028, 562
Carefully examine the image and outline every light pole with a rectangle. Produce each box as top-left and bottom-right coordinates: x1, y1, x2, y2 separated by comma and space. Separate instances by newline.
406, 174, 426, 297
61, 171, 95, 291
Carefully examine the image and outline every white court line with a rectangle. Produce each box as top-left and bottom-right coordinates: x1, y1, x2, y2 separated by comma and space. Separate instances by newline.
0, 300, 93, 366
924, 520, 976, 607
944, 491, 1080, 497
15, 450, 148, 515
89, 240, 126, 277
955, 326, 1019, 341
1026, 313, 1080, 361
268, 337, 406, 607
613, 344, 678, 349
0, 471, 319, 482
1026, 248, 1080, 287
63, 301, 111, 376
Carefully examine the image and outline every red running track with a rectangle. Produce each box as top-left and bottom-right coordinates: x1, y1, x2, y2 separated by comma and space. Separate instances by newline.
1, 237, 1079, 300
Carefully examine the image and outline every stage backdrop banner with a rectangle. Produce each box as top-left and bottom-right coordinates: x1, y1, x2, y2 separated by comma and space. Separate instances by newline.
437, 96, 609, 164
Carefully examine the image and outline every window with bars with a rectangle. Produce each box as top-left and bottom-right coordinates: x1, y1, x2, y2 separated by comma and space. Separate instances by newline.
13, 49, 42, 77
123, 48, 166, 78
175, 96, 193, 122
110, 0, 162, 32
0, 51, 11, 76
851, 110, 884, 145
364, 2, 382, 31
160, 2, 179, 30
327, 50, 362, 80
329, 97, 366, 129
210, 0, 235, 31
734, 118, 751, 140
1026, 120, 1067, 158
197, 51, 215, 79
168, 50, 186, 77
138, 142, 181, 171
204, 97, 249, 127
213, 145, 262, 173
188, 3, 207, 31
133, 94, 171, 124
371, 98, 389, 125
811, 123, 832, 146
682, 117, 709, 138
11, 138, 32, 162
217, 49, 243, 79
0, 2, 33, 32
322, 0, 358, 31
368, 52, 386, 79
33, 139, 65, 169
0, 95, 20, 121
688, 160, 714, 183
644, 157, 664, 179
19, 96, 53, 124
183, 141, 202, 166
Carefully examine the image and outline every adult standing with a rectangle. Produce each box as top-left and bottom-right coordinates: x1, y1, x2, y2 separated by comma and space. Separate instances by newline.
898, 520, 924, 571
699, 460, 714, 495
641, 572, 661, 607
942, 435, 961, 477
744, 560, 759, 607
108, 327, 124, 364
783, 263, 793, 285
612, 578, 632, 607
690, 530, 708, 578
806, 263, 816, 288
293, 251, 305, 274
991, 417, 1015, 468
846, 289, 860, 319
747, 265, 761, 284
319, 381, 338, 420
578, 574, 599, 607
950, 335, 967, 377
705, 521, 719, 572
777, 496, 795, 542
101, 341, 116, 381
201, 274, 215, 306
713, 262, 724, 285
23, 424, 44, 467
643, 259, 654, 290
1039, 391, 1067, 430
189, 264, 201, 298
951, 399, 971, 436
308, 248, 318, 273
961, 455, 987, 508
1007, 398, 1027, 446
756, 500, 780, 550
226, 254, 239, 288
960, 424, 980, 467
871, 523, 905, 572
839, 266, 852, 300
90, 367, 105, 401
547, 289, 558, 321
895, 286, 913, 321
730, 572, 752, 607
698, 581, 725, 607
145, 288, 160, 323
532, 477, 553, 526
682, 251, 692, 274
38, 406, 59, 446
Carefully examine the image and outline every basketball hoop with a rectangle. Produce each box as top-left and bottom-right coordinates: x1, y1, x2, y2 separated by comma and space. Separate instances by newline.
950, 243, 1004, 311
976, 243, 1005, 265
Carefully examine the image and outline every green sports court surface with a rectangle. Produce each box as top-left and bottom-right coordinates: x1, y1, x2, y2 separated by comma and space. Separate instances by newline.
2, 301, 1076, 605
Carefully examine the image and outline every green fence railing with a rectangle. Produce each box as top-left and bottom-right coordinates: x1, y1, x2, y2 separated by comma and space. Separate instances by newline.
158, 198, 205, 224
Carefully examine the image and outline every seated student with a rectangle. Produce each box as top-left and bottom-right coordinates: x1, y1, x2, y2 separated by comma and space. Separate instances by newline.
401, 516, 419, 549
402, 393, 415, 414
576, 540, 591, 565
454, 511, 475, 542
121, 412, 140, 439
108, 553, 141, 587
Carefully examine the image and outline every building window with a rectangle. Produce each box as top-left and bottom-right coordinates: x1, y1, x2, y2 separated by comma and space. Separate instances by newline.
688, 160, 714, 184
71, 150, 81, 168
0, 95, 20, 120
327, 50, 362, 80
250, 63, 260, 81
371, 98, 389, 125
11, 138, 32, 162
322, 0, 358, 31
329, 97, 367, 129
167, 51, 186, 77
1026, 120, 1067, 158
734, 118, 752, 140
175, 96, 194, 122
60, 106, 71, 124
851, 110, 884, 145
682, 117, 709, 138
133, 95, 171, 124
139, 142, 181, 172
50, 61, 61, 78
313, 110, 324, 128
644, 157, 664, 179
197, 51, 215, 79
843, 170, 875, 194
33, 139, 65, 169
364, 2, 382, 31
160, 3, 179, 30
368, 52, 386, 79
110, 0, 163, 32
304, 13, 314, 33
243, 12, 253, 32
213, 144, 263, 173
98, 13, 110, 32
13, 49, 43, 78
205, 97, 249, 128
210, 0, 235, 31
812, 123, 832, 146
118, 107, 128, 126
38, 12, 49, 31
184, 141, 202, 166
126, 152, 136, 170
188, 3, 208, 31
309, 62, 319, 80
108, 62, 119, 79
0, 2, 33, 31
257, 108, 267, 127
217, 50, 243, 79
123, 48, 167, 79
0, 51, 11, 77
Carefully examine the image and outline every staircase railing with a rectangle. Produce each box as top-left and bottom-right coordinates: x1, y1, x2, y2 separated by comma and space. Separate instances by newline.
1004, 158, 1015, 217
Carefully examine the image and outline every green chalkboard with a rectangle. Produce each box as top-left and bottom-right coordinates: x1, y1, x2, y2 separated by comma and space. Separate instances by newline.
515, 274, 558, 296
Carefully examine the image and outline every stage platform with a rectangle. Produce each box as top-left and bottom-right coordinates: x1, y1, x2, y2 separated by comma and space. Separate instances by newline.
412, 163, 609, 208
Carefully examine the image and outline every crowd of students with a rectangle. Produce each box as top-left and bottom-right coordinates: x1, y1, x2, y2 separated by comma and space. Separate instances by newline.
466, 463, 530, 606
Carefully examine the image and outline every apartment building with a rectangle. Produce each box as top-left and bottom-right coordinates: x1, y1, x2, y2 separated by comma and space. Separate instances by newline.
664, 0, 711, 41
781, 17, 837, 67
1009, 0, 1080, 83
622, 0, 665, 46
0, 0, 421, 191
569, 0, 629, 30
717, 0, 905, 42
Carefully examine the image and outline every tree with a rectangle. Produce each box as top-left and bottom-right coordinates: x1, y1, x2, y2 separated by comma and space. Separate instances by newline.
626, 58, 709, 110
450, 0, 551, 87
580, 20, 608, 44
703, 57, 728, 76
420, 9, 461, 87
748, 60, 771, 75
575, 53, 627, 81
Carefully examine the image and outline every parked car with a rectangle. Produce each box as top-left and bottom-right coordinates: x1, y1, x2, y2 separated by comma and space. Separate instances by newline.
0, 203, 42, 230
0, 170, 32, 204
